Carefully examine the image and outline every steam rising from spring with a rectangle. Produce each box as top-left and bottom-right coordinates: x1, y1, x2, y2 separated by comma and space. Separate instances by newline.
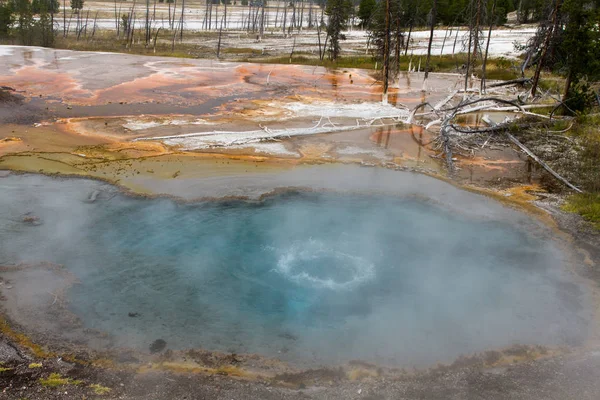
0, 172, 592, 367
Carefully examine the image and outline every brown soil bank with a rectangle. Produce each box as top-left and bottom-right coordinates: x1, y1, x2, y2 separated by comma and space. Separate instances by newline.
2, 336, 600, 399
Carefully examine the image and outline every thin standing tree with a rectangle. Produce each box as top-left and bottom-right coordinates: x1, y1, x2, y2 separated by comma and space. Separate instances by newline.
179, 0, 184, 40
530, 0, 562, 97
381, 0, 390, 103
424, 0, 438, 81
481, 0, 497, 93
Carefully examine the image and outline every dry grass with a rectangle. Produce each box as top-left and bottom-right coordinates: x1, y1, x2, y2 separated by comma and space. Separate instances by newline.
564, 193, 600, 229
39, 373, 82, 387
0, 317, 50, 358
89, 383, 112, 395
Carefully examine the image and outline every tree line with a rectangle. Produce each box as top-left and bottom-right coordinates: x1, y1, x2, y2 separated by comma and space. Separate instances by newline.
1, 0, 598, 113
0, 0, 59, 46
332, 0, 599, 111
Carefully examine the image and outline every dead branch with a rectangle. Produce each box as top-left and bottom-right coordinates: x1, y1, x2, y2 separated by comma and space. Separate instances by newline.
439, 102, 462, 173
407, 102, 438, 124
434, 90, 459, 110
476, 117, 583, 193
443, 97, 526, 114
506, 132, 582, 192
487, 78, 532, 88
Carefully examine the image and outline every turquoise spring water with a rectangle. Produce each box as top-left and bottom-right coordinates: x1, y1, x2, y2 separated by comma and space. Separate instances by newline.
0, 173, 590, 366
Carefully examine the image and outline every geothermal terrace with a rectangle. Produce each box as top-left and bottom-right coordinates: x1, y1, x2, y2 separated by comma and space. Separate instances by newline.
0, 43, 599, 399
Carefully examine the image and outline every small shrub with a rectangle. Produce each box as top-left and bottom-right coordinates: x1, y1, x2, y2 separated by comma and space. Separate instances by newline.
495, 57, 512, 69
565, 82, 596, 115
89, 383, 111, 395
563, 193, 600, 229
39, 373, 82, 388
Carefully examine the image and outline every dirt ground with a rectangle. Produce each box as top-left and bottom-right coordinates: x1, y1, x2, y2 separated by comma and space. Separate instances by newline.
3, 330, 600, 399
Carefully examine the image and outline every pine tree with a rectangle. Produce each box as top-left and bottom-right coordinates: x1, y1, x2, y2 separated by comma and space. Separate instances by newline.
368, 0, 405, 74
558, 0, 599, 111
71, 0, 84, 12
357, 0, 375, 28
36, 0, 54, 46
15, 0, 35, 45
32, 0, 59, 13
525, 0, 599, 111
324, 0, 352, 60
0, 2, 14, 37
518, 0, 551, 23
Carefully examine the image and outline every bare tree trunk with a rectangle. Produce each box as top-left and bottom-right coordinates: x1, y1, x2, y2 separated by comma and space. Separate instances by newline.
319, 6, 326, 59
451, 26, 460, 57
395, 9, 401, 73
130, 13, 136, 48
464, 0, 474, 93
283, 2, 288, 36
153, 27, 161, 52
179, 0, 185, 41
481, 0, 497, 94
63, 0, 67, 37
117, 1, 122, 36
440, 26, 451, 56
299, 0, 304, 31
246, 1, 251, 31
289, 35, 296, 62
171, 19, 178, 51
114, 0, 119, 35
77, 13, 83, 40
291, 1, 296, 32
264, 8, 269, 31
66, 10, 74, 37
382, 0, 390, 103
217, 14, 224, 57
404, 19, 413, 56
84, 10, 89, 38
214, 2, 218, 33
259, 2, 265, 38
562, 69, 573, 106
91, 12, 99, 39
90, 11, 98, 39
531, 0, 562, 97
317, 19, 322, 58
172, 0, 177, 29
76, 10, 80, 39
321, 33, 329, 60
224, 0, 228, 31
169, 0, 172, 29
424, 0, 437, 81
472, 0, 482, 61
145, 0, 150, 45
506, 131, 582, 192
253, 5, 260, 32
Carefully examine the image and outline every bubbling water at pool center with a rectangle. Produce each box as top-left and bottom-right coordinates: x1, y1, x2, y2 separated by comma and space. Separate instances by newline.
0, 168, 592, 367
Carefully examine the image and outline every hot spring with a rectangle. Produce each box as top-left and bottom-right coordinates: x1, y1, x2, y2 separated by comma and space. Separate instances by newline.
0, 168, 592, 367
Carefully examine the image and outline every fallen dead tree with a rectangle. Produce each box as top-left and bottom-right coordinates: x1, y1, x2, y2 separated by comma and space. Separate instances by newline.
488, 78, 532, 88
506, 131, 582, 193
410, 92, 583, 192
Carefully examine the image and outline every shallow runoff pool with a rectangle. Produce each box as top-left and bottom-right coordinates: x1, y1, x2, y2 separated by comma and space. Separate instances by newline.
0, 168, 592, 366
